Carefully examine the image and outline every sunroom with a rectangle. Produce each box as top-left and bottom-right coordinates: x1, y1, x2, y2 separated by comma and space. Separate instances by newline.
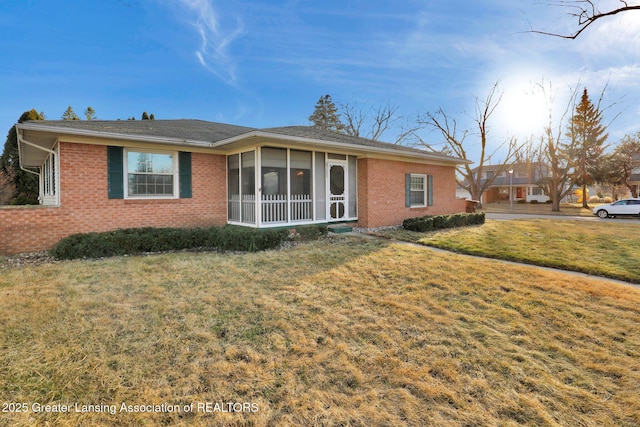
227, 146, 357, 227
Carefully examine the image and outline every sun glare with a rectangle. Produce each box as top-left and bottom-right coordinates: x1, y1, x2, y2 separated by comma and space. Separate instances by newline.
497, 84, 550, 139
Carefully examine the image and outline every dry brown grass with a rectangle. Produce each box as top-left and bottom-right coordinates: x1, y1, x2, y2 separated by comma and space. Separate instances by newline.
1, 237, 640, 426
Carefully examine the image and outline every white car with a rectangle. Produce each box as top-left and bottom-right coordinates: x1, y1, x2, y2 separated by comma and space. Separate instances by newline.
593, 198, 640, 218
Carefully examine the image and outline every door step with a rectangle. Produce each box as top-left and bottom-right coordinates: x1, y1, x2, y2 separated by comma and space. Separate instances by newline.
328, 223, 353, 234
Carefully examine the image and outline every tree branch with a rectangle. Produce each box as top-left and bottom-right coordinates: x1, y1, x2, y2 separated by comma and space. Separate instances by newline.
532, 1, 640, 39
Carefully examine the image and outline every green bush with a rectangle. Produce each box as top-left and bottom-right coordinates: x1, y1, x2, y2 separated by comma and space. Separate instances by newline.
50, 226, 290, 260
402, 212, 485, 232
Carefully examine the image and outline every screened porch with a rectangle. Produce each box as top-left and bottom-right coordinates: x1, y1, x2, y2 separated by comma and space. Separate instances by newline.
227, 147, 357, 227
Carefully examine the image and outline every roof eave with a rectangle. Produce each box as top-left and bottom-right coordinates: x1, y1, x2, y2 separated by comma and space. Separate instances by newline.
15, 122, 217, 149
213, 130, 471, 165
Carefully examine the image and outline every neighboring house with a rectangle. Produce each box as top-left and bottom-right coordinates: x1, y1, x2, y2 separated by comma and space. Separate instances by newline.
1, 119, 469, 255
466, 163, 550, 204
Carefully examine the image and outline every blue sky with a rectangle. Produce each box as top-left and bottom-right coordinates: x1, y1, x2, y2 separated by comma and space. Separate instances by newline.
1, 0, 640, 158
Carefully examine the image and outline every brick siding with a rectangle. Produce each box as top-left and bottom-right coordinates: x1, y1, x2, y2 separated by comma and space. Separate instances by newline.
356, 157, 465, 228
1, 144, 466, 255
0, 142, 227, 255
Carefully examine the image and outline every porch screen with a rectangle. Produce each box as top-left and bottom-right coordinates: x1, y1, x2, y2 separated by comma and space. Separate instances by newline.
290, 150, 312, 221
348, 156, 357, 218
241, 152, 256, 224
228, 154, 240, 222
314, 152, 326, 220
261, 148, 287, 223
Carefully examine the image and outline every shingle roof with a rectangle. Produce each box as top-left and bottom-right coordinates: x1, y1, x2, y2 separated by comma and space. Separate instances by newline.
18, 119, 467, 165
22, 119, 255, 143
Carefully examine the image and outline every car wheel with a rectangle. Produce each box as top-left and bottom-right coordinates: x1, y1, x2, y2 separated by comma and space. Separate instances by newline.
596, 209, 609, 219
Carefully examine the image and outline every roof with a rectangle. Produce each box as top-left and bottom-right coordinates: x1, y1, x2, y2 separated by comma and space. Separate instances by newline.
16, 119, 469, 168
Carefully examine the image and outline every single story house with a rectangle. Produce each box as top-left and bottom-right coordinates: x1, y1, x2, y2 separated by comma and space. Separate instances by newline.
1, 119, 469, 255
464, 163, 550, 204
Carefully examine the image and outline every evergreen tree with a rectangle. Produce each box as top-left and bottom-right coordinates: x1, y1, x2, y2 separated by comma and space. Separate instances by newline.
141, 111, 150, 120
62, 106, 79, 120
0, 109, 44, 204
84, 106, 97, 120
149, 113, 155, 120
308, 94, 345, 132
564, 88, 608, 208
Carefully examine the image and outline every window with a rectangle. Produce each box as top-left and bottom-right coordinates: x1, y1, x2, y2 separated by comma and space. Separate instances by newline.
410, 174, 426, 207
40, 149, 58, 205
42, 152, 56, 197
406, 173, 433, 208
126, 150, 176, 197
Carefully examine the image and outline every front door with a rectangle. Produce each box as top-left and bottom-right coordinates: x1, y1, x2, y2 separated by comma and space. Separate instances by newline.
327, 161, 347, 221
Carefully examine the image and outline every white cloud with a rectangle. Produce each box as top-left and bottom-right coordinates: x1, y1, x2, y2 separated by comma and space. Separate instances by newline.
177, 0, 244, 85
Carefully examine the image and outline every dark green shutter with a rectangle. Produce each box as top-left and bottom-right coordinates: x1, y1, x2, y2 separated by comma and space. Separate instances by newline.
107, 146, 124, 199
179, 152, 192, 198
405, 174, 411, 207
427, 174, 433, 206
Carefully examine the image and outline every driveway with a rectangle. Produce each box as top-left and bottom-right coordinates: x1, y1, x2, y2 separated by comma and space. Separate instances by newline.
486, 212, 640, 224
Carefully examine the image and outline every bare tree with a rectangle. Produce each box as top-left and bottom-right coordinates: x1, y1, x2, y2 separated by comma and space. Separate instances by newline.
533, 82, 579, 211
420, 81, 521, 208
341, 102, 420, 144
533, 0, 640, 39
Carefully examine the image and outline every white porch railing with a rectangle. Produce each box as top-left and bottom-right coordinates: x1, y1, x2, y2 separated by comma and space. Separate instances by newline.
262, 194, 287, 223
231, 193, 312, 224
228, 194, 241, 222
261, 194, 312, 223
228, 194, 256, 223
291, 194, 312, 222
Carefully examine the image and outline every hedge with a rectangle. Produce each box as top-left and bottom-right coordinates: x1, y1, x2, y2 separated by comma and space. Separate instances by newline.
402, 212, 485, 232
50, 226, 290, 260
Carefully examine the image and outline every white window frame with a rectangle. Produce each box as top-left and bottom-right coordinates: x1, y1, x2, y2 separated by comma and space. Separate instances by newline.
410, 174, 427, 208
40, 146, 60, 206
124, 149, 179, 199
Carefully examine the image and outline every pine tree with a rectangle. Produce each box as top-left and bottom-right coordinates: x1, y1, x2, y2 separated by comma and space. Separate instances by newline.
141, 111, 150, 120
564, 88, 608, 208
308, 95, 345, 132
84, 106, 97, 120
62, 106, 79, 120
0, 109, 44, 204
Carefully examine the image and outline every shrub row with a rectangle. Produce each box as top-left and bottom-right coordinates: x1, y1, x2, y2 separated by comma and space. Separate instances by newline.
50, 226, 290, 260
402, 212, 485, 232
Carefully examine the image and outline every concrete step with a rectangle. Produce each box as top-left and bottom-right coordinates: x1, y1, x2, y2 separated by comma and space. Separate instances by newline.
328, 223, 353, 234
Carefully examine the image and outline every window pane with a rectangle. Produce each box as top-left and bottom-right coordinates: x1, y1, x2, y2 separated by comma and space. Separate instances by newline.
128, 152, 173, 174
241, 151, 255, 195
411, 176, 424, 191
290, 150, 311, 196
128, 174, 174, 196
126, 151, 175, 196
411, 190, 425, 205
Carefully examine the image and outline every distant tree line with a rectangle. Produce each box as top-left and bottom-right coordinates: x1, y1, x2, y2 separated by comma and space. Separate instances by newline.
308, 87, 638, 212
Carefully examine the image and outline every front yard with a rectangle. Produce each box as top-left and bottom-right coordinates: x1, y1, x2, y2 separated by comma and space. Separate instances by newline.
376, 219, 640, 283
1, 235, 639, 426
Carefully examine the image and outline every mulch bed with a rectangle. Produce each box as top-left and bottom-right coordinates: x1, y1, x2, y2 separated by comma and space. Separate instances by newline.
0, 252, 58, 269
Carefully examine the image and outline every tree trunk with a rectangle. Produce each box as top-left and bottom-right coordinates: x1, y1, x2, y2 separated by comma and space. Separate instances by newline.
581, 184, 589, 208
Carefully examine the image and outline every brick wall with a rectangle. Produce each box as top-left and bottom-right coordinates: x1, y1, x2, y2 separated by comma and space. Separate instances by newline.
0, 142, 227, 255
356, 157, 466, 228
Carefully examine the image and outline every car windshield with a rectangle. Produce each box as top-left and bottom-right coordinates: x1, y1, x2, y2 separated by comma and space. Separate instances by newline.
613, 201, 627, 206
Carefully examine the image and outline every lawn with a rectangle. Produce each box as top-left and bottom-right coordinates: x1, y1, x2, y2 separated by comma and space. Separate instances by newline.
1, 237, 639, 426
482, 202, 596, 216
375, 219, 640, 284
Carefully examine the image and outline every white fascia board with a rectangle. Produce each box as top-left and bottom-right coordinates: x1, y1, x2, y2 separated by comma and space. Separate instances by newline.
212, 130, 472, 166
15, 122, 217, 149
